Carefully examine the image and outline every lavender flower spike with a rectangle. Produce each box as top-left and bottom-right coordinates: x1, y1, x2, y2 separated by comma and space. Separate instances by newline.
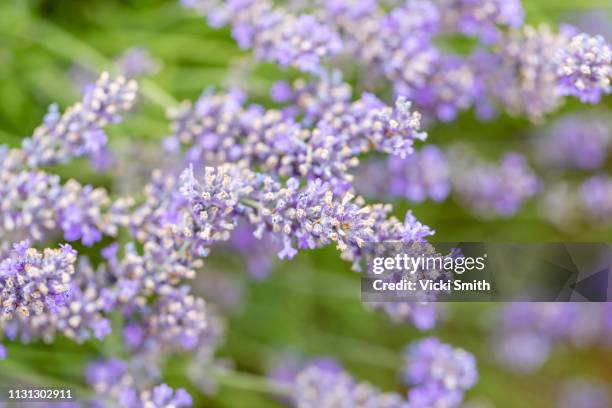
439, 0, 524, 43
183, 0, 342, 73
178, 163, 377, 261
0, 241, 76, 318
292, 358, 410, 407
556, 33, 612, 103
404, 337, 478, 408
86, 359, 193, 408
10, 72, 137, 170
581, 175, 612, 221
367, 96, 427, 158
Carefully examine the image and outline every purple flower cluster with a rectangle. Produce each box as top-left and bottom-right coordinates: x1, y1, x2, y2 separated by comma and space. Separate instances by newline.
6, 0, 612, 402
485, 25, 566, 121
0, 241, 76, 318
493, 303, 612, 373
448, 146, 540, 217
179, 164, 433, 268
115, 47, 161, 79
534, 113, 612, 170
3, 72, 137, 170
182, 0, 342, 73
580, 175, 612, 221
86, 359, 192, 408
539, 175, 612, 228
556, 33, 611, 103
166, 82, 426, 196
335, 0, 441, 99
280, 338, 477, 407
558, 378, 611, 408
403, 337, 478, 408
322, 0, 476, 122
356, 145, 450, 203
0, 73, 136, 245
292, 359, 410, 407
0, 169, 129, 245
0, 71, 221, 402
0, 236, 219, 398
438, 0, 524, 43
370, 302, 439, 331
537, 182, 580, 230
1, 255, 112, 344
411, 55, 478, 122
225, 221, 276, 280
183, 0, 611, 122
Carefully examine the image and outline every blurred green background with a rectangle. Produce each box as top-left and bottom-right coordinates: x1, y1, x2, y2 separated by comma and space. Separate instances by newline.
0, 0, 611, 407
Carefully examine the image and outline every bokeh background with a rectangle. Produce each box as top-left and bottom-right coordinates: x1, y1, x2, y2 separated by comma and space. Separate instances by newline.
0, 0, 611, 407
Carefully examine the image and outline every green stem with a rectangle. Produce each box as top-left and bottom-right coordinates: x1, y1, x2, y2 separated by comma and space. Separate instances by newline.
241, 197, 264, 210
0, 359, 94, 398
306, 327, 400, 369
214, 369, 292, 396
7, 11, 177, 109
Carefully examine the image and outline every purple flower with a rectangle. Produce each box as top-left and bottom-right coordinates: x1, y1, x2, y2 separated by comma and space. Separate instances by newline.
123, 323, 146, 349
408, 382, 464, 408
227, 221, 275, 280
324, 0, 378, 21
270, 80, 294, 103
0, 169, 121, 246
404, 337, 477, 408
364, 96, 427, 158
2, 256, 112, 344
142, 286, 208, 351
0, 241, 76, 318
439, 0, 524, 43
292, 358, 410, 407
358, 145, 450, 203
57, 182, 109, 246
492, 303, 612, 373
326, 0, 441, 100
476, 25, 568, 121
556, 33, 611, 103
180, 164, 372, 260
534, 113, 612, 170
12, 73, 137, 170
86, 359, 193, 407
410, 55, 478, 122
558, 378, 611, 408
449, 147, 541, 217
182, 0, 342, 73
180, 163, 433, 271
368, 302, 438, 330
494, 331, 551, 373
86, 358, 127, 393
115, 47, 161, 78
581, 176, 612, 221
0, 170, 63, 240
169, 83, 426, 193
146, 384, 193, 407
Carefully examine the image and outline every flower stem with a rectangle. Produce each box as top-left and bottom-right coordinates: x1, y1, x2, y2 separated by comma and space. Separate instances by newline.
214, 369, 292, 397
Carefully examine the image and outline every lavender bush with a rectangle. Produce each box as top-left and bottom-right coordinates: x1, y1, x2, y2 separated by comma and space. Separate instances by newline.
1, 0, 611, 407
